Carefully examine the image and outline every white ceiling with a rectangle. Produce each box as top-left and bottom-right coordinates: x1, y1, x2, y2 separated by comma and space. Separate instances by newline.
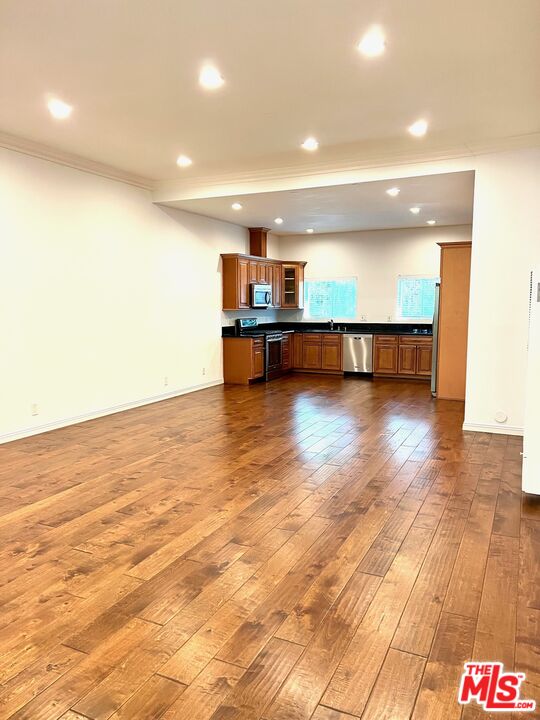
1, 0, 539, 185
161, 171, 474, 234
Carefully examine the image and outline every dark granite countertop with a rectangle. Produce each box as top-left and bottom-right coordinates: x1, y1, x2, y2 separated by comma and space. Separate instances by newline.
222, 322, 432, 338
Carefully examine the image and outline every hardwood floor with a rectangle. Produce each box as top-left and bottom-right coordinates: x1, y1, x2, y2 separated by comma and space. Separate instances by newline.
0, 374, 538, 719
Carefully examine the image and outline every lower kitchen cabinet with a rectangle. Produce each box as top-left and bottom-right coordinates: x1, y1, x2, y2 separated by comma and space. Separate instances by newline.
292, 332, 303, 368
374, 335, 432, 379
223, 337, 265, 384
322, 334, 342, 370
398, 344, 417, 375
416, 343, 433, 375
373, 338, 399, 374
294, 333, 343, 373
252, 338, 265, 378
302, 341, 322, 369
282, 333, 291, 370
224, 332, 431, 385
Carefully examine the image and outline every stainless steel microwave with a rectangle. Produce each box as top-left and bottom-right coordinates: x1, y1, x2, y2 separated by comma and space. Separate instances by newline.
250, 283, 272, 308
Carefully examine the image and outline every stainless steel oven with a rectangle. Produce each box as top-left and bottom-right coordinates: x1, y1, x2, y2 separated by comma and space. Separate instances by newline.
250, 283, 272, 308
265, 332, 283, 380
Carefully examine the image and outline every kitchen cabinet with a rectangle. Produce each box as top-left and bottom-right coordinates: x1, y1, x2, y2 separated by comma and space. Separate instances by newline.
436, 241, 472, 400
223, 337, 265, 384
221, 254, 306, 310
416, 344, 433, 376
374, 335, 432, 379
294, 333, 342, 372
302, 334, 322, 369
398, 344, 417, 375
373, 337, 399, 374
292, 332, 303, 368
222, 255, 251, 310
252, 338, 265, 378
271, 263, 282, 308
257, 262, 270, 284
249, 261, 259, 284
322, 334, 342, 371
281, 263, 306, 309
238, 259, 249, 308
282, 333, 291, 370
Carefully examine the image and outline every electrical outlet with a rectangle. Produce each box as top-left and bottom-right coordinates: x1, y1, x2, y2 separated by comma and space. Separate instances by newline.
387, 315, 392, 322
202, 367, 206, 376
164, 376, 168, 387
361, 314, 367, 321
31, 403, 39, 416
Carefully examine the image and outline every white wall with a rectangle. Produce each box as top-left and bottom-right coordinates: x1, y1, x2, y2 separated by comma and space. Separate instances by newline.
275, 225, 472, 323
2, 144, 539, 443
464, 148, 540, 435
0, 148, 248, 442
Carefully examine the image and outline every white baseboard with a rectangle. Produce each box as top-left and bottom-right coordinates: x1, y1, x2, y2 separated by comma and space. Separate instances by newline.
0, 380, 224, 445
462, 421, 524, 437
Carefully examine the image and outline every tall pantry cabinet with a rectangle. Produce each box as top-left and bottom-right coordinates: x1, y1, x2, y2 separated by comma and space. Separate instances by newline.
436, 241, 472, 401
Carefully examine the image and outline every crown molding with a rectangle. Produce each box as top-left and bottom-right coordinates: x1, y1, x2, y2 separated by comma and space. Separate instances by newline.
152, 132, 540, 203
2, 129, 539, 201
0, 131, 154, 190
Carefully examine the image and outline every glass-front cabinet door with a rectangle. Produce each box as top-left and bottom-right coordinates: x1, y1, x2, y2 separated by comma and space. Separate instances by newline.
281, 263, 305, 309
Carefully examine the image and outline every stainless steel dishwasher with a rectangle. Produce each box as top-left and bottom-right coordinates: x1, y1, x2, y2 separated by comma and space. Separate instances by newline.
343, 334, 373, 373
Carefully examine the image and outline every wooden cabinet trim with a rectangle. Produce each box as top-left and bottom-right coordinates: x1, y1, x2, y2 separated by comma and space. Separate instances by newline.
221, 253, 306, 265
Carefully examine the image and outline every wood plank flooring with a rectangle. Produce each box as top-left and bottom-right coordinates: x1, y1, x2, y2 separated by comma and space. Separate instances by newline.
0, 374, 538, 719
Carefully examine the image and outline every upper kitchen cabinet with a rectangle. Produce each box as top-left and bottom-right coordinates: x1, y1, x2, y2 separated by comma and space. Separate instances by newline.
271, 263, 282, 308
281, 262, 306, 309
222, 254, 251, 309
221, 254, 306, 310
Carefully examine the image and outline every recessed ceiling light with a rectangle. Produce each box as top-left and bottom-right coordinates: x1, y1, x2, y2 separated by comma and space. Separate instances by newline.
176, 154, 193, 168
199, 64, 224, 90
426, 220, 436, 225
47, 98, 72, 120
357, 26, 386, 57
386, 187, 400, 197
274, 217, 284, 225
408, 119, 428, 137
301, 137, 319, 151
306, 228, 314, 233
410, 207, 421, 214
231, 202, 242, 211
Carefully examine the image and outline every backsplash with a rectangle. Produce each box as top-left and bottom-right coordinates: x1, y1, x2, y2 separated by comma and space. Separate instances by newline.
221, 309, 280, 325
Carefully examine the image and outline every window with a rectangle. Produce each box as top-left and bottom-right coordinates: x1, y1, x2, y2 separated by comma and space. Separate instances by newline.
304, 277, 357, 319
397, 276, 438, 320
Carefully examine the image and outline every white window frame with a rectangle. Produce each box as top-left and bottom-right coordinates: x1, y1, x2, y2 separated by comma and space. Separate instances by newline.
303, 276, 358, 320
396, 274, 439, 322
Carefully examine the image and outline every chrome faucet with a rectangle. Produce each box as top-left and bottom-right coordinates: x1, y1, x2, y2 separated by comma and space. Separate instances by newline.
329, 318, 334, 330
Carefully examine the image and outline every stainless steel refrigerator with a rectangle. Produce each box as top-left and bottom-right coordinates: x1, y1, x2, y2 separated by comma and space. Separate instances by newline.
431, 282, 440, 397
